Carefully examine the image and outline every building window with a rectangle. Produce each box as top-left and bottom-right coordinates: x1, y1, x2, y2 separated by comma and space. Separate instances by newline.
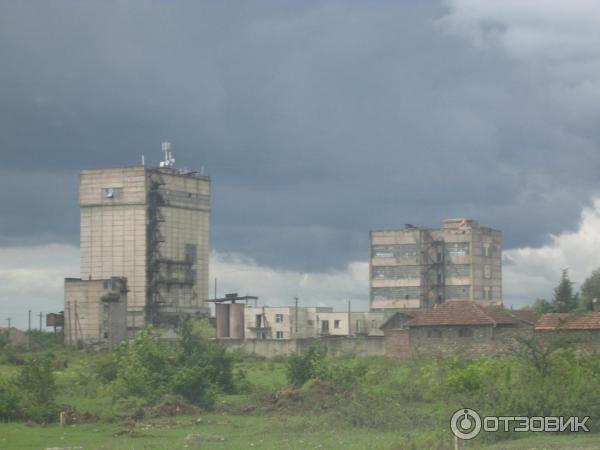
483, 286, 492, 300
445, 242, 470, 257
484, 265, 491, 279
276, 331, 284, 339
372, 265, 419, 280
372, 244, 420, 259
458, 328, 474, 338
372, 286, 421, 301
445, 264, 470, 278
102, 187, 123, 199
483, 243, 491, 257
334, 320, 341, 329
185, 244, 197, 263
427, 329, 442, 338
446, 285, 470, 299
257, 331, 266, 339
275, 314, 284, 323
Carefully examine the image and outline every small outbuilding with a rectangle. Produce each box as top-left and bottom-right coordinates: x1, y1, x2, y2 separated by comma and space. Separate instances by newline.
381, 301, 536, 358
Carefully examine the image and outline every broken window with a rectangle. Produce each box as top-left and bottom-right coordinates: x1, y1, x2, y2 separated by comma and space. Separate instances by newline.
102, 187, 123, 199
458, 328, 474, 338
276, 331, 284, 339
427, 329, 442, 338
334, 320, 341, 329
185, 244, 197, 263
275, 314, 284, 323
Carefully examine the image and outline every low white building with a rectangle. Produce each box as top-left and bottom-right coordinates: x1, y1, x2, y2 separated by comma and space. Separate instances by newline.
242, 306, 384, 340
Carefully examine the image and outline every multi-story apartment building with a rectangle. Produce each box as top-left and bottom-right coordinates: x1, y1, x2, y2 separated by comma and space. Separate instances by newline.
369, 219, 501, 311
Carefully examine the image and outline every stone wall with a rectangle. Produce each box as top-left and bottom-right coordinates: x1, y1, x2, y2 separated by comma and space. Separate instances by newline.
408, 324, 532, 358
383, 324, 533, 359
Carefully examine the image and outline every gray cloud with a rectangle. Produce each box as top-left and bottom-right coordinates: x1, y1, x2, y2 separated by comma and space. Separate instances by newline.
1, 1, 599, 272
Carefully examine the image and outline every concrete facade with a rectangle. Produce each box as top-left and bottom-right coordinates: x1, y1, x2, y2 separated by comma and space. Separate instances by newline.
64, 277, 128, 346
76, 164, 210, 329
370, 218, 502, 311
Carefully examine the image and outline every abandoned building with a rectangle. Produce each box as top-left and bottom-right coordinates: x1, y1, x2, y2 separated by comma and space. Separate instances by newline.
63, 143, 210, 345
64, 277, 128, 346
370, 219, 502, 311
535, 313, 600, 351
381, 300, 534, 358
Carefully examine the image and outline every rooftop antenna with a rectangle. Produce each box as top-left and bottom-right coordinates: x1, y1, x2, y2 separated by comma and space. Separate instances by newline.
159, 141, 175, 168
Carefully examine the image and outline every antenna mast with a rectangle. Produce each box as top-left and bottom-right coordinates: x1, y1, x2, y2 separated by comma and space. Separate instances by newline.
159, 142, 175, 168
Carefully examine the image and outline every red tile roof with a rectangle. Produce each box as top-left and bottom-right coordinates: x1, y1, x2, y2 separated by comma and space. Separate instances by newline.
535, 313, 600, 330
406, 301, 518, 327
510, 309, 541, 325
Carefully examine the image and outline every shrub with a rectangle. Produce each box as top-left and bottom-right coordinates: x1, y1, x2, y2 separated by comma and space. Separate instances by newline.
17, 353, 58, 423
0, 377, 21, 421
286, 345, 330, 386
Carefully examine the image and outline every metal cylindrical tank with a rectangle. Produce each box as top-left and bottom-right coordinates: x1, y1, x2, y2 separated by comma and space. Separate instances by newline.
229, 303, 245, 339
215, 303, 230, 338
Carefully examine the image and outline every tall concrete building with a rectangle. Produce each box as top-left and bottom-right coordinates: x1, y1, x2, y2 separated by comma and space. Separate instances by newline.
369, 219, 501, 311
65, 144, 210, 341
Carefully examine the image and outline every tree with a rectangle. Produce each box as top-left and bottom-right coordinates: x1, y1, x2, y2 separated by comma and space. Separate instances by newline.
580, 268, 600, 311
532, 298, 553, 314
552, 269, 579, 313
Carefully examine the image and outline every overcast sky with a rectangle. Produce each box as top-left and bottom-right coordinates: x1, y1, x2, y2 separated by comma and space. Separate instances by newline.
2, 1, 600, 328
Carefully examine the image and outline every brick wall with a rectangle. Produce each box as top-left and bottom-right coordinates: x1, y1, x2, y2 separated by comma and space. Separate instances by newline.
384, 329, 411, 358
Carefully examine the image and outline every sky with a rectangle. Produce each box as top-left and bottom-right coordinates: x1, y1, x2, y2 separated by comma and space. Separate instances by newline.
1, 0, 600, 328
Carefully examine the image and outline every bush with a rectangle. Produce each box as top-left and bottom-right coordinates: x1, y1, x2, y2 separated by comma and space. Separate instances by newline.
0, 377, 21, 421
286, 345, 330, 386
111, 321, 235, 408
17, 353, 58, 423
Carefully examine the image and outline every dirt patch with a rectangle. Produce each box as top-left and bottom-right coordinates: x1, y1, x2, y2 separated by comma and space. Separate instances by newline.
263, 381, 338, 414
147, 398, 203, 418
60, 405, 99, 424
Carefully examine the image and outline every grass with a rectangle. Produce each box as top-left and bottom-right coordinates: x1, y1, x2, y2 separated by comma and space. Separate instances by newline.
3, 348, 600, 449
2, 414, 600, 449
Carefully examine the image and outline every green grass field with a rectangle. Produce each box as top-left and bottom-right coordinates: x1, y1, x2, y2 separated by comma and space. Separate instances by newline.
2, 414, 600, 449
3, 345, 600, 449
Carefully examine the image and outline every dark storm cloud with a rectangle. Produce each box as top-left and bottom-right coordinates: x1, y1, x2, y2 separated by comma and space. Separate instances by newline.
1, 1, 598, 271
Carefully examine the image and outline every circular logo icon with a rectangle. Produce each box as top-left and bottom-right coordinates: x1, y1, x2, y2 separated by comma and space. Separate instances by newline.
450, 408, 482, 440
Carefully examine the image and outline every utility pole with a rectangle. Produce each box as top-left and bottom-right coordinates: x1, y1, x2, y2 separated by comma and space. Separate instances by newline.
28, 309, 31, 349
347, 300, 351, 336
39, 312, 43, 331
214, 277, 217, 300
294, 297, 299, 334
6, 318, 11, 329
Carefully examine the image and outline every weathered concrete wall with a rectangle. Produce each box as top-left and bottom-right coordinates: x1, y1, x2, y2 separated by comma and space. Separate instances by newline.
80, 166, 147, 328
222, 336, 384, 358
64, 277, 128, 346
